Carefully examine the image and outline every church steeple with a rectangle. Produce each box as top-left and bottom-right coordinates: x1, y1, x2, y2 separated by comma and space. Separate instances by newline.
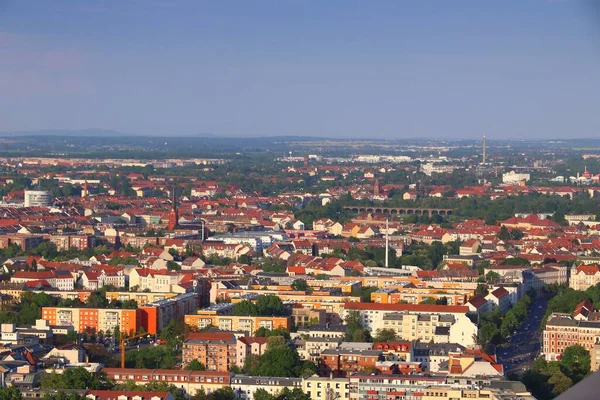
168, 186, 178, 231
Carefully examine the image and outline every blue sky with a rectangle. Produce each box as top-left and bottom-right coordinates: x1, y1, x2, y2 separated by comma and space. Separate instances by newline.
0, 0, 599, 139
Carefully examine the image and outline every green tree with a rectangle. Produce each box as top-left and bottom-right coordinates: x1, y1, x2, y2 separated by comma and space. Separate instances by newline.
185, 360, 206, 371
40, 368, 109, 390
500, 311, 518, 337
561, 344, 591, 381
44, 394, 85, 400
547, 371, 573, 396
32, 241, 59, 259
373, 328, 397, 342
253, 388, 275, 400
160, 318, 183, 346
485, 271, 500, 282
497, 226, 511, 241
255, 295, 286, 316
290, 279, 310, 292
86, 291, 108, 308
275, 388, 311, 400
428, 241, 445, 268
474, 284, 489, 297
0, 387, 22, 400
231, 300, 258, 316
254, 327, 291, 340
166, 260, 181, 271
210, 387, 236, 400
345, 309, 372, 342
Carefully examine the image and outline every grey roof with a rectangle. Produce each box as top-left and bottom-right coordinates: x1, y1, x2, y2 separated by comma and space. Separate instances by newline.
231, 375, 302, 386
412, 342, 465, 356
435, 326, 450, 336
488, 380, 529, 392
547, 316, 600, 329
321, 348, 381, 356
556, 369, 600, 400
299, 324, 346, 333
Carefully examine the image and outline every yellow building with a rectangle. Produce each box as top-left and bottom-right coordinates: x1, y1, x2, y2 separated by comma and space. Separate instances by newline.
303, 376, 350, 400
184, 314, 291, 334
104, 291, 179, 306
218, 289, 360, 316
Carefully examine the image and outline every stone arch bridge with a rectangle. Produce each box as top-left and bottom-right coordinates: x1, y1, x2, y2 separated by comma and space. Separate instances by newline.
344, 206, 453, 216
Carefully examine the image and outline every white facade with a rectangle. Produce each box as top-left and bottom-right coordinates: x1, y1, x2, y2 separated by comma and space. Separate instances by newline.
24, 190, 53, 207
502, 171, 530, 184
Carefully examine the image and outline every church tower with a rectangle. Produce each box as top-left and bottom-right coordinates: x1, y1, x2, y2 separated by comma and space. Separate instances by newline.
168, 187, 178, 231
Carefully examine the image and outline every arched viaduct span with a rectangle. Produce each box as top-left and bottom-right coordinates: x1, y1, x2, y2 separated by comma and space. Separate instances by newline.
344, 206, 454, 216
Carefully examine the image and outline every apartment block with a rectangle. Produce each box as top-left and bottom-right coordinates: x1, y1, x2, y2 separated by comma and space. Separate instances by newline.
543, 313, 600, 362
41, 307, 139, 335
380, 312, 476, 347
182, 332, 237, 372
342, 303, 469, 333
184, 314, 291, 335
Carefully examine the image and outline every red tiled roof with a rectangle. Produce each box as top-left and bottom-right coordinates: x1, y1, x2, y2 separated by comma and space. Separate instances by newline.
490, 287, 509, 298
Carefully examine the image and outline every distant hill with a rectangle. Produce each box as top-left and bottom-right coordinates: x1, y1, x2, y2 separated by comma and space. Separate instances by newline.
0, 129, 136, 137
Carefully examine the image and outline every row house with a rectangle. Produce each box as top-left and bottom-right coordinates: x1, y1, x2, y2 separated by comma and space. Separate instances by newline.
319, 348, 382, 377
11, 270, 74, 291
102, 368, 232, 396
129, 269, 190, 293
312, 219, 343, 236
236, 336, 269, 369
85, 391, 175, 400
231, 376, 302, 400
79, 268, 126, 290
202, 242, 252, 260
485, 287, 511, 313
295, 336, 340, 363
348, 374, 529, 400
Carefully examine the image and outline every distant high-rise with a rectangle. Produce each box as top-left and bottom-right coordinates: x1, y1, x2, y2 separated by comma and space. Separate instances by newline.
304, 155, 309, 169
482, 134, 487, 165
374, 178, 381, 197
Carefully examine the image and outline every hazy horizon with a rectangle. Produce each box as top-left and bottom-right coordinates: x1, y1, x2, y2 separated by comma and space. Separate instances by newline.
1, 1, 599, 139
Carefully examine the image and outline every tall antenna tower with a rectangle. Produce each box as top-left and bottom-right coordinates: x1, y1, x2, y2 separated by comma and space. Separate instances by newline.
482, 134, 487, 165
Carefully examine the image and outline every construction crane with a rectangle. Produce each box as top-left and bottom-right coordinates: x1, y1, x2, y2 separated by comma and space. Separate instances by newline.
120, 332, 151, 368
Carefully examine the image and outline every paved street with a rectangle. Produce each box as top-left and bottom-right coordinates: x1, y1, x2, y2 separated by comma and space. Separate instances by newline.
497, 293, 550, 375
